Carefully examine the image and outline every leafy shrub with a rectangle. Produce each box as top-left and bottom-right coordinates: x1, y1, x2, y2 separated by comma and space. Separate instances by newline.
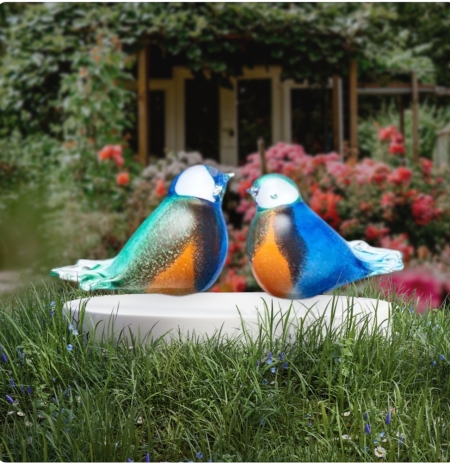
358, 101, 450, 161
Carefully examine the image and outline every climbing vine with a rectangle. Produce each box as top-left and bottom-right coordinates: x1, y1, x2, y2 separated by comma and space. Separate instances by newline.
0, 2, 396, 137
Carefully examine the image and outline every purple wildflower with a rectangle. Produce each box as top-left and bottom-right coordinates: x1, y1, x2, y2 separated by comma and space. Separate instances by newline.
432, 360, 437, 366
6, 395, 14, 404
440, 354, 445, 361
363, 412, 369, 421
1, 352, 7, 363
9, 378, 15, 388
27, 386, 32, 394
282, 362, 288, 369
67, 344, 73, 352
279, 352, 285, 361
386, 412, 391, 424
365, 423, 371, 435
270, 367, 276, 374
145, 452, 151, 462
196, 452, 203, 459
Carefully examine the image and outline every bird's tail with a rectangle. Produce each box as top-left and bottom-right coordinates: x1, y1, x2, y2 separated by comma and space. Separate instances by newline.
348, 240, 404, 277
50, 258, 114, 289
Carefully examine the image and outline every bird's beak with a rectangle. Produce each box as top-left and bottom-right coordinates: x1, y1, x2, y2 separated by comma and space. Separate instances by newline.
246, 186, 259, 198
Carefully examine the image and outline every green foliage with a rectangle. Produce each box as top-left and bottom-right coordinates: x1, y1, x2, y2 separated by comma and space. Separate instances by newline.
0, 134, 62, 269
1, 283, 450, 461
393, 3, 450, 86
0, 2, 396, 138
59, 30, 138, 212
1, 3, 447, 139
0, 28, 139, 271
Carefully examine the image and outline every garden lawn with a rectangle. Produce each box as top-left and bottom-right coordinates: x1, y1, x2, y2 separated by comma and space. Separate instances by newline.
1, 283, 450, 462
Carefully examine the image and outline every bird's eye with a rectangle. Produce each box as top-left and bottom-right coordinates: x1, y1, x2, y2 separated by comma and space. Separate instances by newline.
270, 193, 278, 199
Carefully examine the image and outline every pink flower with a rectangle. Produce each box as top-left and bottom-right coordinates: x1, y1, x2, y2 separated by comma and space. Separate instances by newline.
113, 155, 125, 168
326, 161, 351, 185
309, 188, 342, 228
380, 234, 414, 262
387, 167, 412, 186
389, 142, 405, 155
98, 144, 124, 166
381, 192, 396, 207
359, 202, 372, 214
98, 145, 114, 161
155, 178, 166, 197
392, 133, 404, 143
116, 171, 130, 186
378, 125, 397, 141
111, 145, 122, 158
419, 158, 433, 176
365, 225, 389, 241
238, 180, 253, 198
380, 270, 443, 313
411, 194, 436, 225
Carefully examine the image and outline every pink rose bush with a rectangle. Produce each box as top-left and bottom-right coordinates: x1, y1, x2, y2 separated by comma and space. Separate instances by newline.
378, 124, 406, 156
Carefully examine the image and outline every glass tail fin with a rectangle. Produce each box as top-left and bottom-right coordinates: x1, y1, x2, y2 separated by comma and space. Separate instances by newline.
347, 240, 404, 277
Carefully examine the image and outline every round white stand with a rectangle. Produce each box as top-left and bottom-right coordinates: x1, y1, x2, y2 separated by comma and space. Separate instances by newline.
63, 293, 391, 343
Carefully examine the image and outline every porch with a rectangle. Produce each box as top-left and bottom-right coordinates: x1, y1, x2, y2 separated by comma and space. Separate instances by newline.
131, 46, 352, 166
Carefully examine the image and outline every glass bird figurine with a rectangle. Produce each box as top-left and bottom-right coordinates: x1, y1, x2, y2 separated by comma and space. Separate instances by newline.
246, 173, 404, 299
50, 165, 234, 295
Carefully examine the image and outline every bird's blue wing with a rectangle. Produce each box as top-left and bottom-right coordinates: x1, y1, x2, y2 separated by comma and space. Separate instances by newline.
291, 202, 368, 297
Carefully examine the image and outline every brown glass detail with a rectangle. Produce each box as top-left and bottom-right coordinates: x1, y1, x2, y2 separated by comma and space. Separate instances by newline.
272, 206, 308, 287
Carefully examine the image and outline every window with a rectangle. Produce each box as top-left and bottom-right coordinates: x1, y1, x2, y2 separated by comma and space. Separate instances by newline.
291, 88, 333, 154
238, 79, 272, 163
150, 90, 165, 158
184, 79, 219, 161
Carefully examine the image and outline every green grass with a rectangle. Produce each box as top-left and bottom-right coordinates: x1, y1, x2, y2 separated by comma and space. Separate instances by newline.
1, 282, 450, 462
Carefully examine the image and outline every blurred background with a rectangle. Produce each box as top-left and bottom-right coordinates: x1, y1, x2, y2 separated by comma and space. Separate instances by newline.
1, 3, 450, 309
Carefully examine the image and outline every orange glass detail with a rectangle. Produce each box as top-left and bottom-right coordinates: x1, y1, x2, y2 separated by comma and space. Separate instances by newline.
252, 213, 292, 298
147, 242, 196, 295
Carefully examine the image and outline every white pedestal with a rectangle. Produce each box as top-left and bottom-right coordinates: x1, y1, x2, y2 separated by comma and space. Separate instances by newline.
63, 293, 391, 343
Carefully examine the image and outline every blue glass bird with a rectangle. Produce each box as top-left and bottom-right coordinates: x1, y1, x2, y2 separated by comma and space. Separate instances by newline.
246, 173, 404, 299
50, 165, 234, 295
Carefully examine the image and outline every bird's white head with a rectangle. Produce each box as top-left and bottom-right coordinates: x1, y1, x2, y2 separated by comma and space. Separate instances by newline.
247, 173, 302, 209
170, 165, 234, 203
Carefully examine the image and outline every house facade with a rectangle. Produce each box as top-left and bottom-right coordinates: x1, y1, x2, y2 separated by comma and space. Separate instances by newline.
133, 46, 350, 166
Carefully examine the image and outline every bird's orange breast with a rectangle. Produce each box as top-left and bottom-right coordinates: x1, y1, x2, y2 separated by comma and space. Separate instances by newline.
251, 213, 292, 298
146, 241, 196, 295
